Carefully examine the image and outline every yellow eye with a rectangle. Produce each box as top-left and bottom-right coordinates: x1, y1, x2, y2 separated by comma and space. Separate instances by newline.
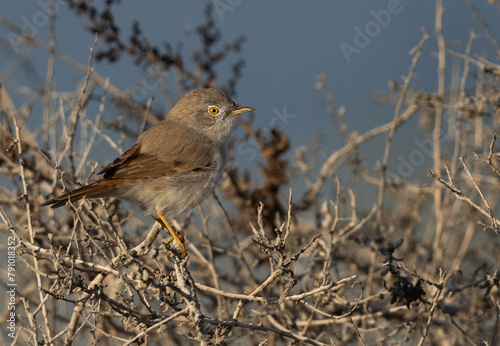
208, 106, 220, 115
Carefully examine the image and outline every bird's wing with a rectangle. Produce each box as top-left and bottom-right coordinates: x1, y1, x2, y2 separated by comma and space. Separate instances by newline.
97, 120, 218, 180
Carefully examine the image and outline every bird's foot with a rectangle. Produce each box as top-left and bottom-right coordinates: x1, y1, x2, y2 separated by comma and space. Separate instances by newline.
155, 209, 187, 259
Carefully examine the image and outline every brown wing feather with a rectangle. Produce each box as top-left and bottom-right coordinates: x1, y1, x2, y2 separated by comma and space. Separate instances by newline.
96, 119, 218, 180
43, 119, 219, 208
97, 143, 170, 179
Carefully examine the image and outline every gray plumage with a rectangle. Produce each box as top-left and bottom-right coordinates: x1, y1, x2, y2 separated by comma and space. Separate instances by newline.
43, 88, 254, 220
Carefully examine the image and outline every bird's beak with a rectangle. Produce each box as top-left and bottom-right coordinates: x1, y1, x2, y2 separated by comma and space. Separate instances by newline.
231, 106, 254, 116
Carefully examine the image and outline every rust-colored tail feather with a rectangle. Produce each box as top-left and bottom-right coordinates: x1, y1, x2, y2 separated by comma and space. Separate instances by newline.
42, 179, 131, 209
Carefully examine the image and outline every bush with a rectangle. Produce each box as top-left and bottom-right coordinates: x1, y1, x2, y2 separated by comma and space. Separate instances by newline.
1, 2, 499, 345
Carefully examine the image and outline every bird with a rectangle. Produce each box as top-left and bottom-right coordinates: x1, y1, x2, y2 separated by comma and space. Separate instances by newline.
43, 88, 254, 257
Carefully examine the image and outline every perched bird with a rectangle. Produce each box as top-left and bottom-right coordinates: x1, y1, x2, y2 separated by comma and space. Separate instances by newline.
43, 88, 254, 256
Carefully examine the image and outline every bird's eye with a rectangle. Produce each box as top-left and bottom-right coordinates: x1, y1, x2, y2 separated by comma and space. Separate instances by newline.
208, 106, 220, 115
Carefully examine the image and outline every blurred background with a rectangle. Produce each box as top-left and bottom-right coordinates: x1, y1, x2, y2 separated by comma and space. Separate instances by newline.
2, 1, 499, 206
1, 2, 500, 344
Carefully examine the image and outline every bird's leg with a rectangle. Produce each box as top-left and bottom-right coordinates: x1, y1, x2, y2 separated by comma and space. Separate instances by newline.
155, 208, 187, 258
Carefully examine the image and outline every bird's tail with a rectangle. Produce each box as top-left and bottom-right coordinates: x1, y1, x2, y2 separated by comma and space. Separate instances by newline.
42, 180, 124, 208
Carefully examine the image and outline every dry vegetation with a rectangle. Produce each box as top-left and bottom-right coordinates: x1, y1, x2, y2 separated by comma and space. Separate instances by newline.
1, 1, 500, 345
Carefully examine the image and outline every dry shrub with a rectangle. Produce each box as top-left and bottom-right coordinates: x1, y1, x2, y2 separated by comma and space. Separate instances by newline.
1, 2, 499, 345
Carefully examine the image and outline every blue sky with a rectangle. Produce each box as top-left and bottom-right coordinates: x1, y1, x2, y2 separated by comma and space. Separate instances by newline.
2, 1, 500, 205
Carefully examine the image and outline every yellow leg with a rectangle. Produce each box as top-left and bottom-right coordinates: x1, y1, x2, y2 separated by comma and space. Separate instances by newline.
155, 208, 186, 258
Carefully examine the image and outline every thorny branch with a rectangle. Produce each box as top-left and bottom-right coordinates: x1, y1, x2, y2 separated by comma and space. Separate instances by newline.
1, 1, 500, 345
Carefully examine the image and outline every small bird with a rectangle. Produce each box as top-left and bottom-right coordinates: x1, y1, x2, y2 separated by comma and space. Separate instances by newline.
43, 88, 254, 257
